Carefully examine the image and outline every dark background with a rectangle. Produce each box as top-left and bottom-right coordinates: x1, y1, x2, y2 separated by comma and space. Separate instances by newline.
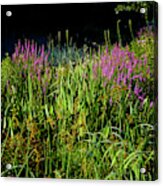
1, 2, 154, 57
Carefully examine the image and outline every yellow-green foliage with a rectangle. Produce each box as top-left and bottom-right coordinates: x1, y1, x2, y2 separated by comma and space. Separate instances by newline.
1, 55, 18, 92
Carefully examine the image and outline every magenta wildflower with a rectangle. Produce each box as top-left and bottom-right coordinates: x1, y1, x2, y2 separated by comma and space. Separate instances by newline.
45, 68, 49, 77
31, 42, 35, 54
34, 59, 40, 66
37, 69, 41, 82
43, 86, 46, 95
138, 96, 144, 102
150, 101, 154, 108
93, 44, 151, 103
109, 98, 113, 105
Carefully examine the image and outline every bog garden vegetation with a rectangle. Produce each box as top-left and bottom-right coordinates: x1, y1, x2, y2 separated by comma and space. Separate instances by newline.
1, 3, 157, 180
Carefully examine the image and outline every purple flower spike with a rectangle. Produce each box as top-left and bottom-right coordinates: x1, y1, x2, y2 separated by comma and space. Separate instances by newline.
117, 75, 121, 84
31, 42, 35, 54
41, 45, 45, 58
25, 39, 28, 49
144, 55, 147, 66
37, 69, 41, 82
134, 85, 142, 96
150, 101, 154, 108
109, 98, 113, 106
138, 96, 144, 102
15, 47, 19, 56
123, 76, 127, 85
44, 54, 49, 63
21, 45, 24, 53
27, 40, 30, 50
18, 40, 21, 49
34, 59, 40, 66
43, 86, 46, 95
102, 66, 108, 77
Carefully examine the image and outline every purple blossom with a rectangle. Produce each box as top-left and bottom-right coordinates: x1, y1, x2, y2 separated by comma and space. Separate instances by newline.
37, 69, 41, 82
134, 85, 142, 96
43, 86, 46, 95
138, 96, 144, 102
117, 74, 121, 84
109, 98, 113, 105
41, 45, 45, 58
93, 44, 151, 103
21, 45, 24, 53
34, 59, 40, 66
132, 74, 143, 82
102, 66, 108, 77
150, 101, 154, 108
31, 42, 35, 54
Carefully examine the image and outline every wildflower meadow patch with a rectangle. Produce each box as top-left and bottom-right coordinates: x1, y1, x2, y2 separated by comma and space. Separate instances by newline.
1, 2, 158, 180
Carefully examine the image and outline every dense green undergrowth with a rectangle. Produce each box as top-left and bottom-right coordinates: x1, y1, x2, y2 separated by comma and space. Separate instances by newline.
1, 26, 157, 180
